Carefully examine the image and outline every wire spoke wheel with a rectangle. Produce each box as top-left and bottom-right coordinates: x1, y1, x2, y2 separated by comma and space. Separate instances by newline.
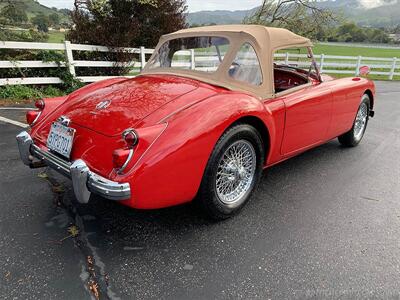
198, 124, 263, 219
354, 102, 368, 140
215, 140, 256, 205
338, 94, 370, 147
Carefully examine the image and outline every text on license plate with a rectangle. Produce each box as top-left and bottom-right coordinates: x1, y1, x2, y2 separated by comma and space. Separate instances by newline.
47, 122, 75, 158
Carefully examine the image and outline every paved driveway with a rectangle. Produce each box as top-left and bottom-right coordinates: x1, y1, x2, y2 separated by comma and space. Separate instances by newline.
0, 81, 399, 299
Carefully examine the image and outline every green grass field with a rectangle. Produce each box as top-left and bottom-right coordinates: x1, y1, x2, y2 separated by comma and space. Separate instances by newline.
313, 44, 400, 58
314, 44, 400, 80
47, 31, 66, 43
280, 43, 400, 58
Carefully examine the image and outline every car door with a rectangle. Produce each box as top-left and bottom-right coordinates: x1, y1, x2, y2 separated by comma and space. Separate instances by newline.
277, 83, 333, 156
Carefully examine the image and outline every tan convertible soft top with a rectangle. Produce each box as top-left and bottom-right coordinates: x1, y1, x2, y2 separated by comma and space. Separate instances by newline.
141, 25, 312, 98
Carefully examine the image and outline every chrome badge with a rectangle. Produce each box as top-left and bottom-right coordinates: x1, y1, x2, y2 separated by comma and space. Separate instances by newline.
57, 115, 71, 126
96, 100, 112, 110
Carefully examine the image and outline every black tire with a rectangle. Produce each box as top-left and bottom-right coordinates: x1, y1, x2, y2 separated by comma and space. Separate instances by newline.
338, 94, 370, 147
196, 124, 264, 220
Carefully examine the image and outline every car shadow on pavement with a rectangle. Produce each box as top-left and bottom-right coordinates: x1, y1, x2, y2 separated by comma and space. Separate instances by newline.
48, 139, 352, 242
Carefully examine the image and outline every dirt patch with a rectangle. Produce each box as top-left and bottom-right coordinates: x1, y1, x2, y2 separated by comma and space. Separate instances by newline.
0, 99, 34, 107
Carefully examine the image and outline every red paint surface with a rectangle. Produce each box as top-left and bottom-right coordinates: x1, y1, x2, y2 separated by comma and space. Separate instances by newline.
29, 74, 375, 209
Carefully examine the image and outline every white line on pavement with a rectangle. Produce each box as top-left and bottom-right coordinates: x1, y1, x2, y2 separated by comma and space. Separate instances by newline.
0, 107, 35, 110
0, 116, 28, 128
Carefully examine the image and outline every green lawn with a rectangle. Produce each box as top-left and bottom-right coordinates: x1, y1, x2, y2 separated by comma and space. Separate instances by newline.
47, 31, 66, 43
313, 44, 400, 58
280, 43, 400, 58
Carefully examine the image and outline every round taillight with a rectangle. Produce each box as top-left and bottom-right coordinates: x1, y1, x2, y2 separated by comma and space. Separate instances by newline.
122, 129, 138, 148
35, 99, 45, 110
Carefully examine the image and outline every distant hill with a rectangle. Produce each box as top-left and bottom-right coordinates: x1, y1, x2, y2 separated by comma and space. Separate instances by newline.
188, 8, 257, 25
317, 0, 400, 27
353, 1, 400, 27
187, 0, 400, 27
0, 0, 70, 24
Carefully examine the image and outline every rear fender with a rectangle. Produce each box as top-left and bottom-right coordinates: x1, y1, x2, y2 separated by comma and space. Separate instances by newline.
326, 77, 375, 138
41, 96, 67, 118
118, 92, 276, 209
29, 96, 67, 131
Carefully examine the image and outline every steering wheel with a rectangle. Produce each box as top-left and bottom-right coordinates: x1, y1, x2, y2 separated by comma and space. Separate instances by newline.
229, 61, 241, 76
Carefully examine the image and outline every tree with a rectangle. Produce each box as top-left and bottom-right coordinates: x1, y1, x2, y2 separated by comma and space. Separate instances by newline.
0, 3, 28, 24
48, 13, 60, 27
66, 0, 187, 76
67, 0, 187, 48
325, 22, 390, 43
32, 13, 50, 32
244, 0, 336, 40
338, 23, 368, 42
366, 28, 390, 43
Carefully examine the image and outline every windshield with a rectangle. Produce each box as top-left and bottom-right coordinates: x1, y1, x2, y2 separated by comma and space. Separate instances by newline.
146, 36, 230, 73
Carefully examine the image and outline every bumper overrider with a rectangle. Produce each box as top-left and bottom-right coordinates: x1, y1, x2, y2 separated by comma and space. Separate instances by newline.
16, 131, 131, 203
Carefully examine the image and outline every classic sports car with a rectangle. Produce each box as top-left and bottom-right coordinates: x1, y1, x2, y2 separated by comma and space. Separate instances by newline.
17, 25, 375, 219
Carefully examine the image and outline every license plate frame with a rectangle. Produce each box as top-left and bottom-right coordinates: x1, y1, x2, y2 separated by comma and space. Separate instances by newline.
46, 122, 75, 159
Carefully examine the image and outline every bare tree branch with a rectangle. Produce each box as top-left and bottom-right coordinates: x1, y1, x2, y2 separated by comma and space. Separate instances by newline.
244, 0, 337, 40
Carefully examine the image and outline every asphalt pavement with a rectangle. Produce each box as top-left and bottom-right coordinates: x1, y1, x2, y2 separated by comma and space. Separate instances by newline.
0, 81, 400, 299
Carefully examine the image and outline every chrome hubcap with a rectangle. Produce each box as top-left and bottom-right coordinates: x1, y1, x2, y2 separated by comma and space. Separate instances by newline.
354, 102, 368, 140
216, 140, 256, 205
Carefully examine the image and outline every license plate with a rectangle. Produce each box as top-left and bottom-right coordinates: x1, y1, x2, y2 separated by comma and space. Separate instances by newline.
47, 122, 75, 158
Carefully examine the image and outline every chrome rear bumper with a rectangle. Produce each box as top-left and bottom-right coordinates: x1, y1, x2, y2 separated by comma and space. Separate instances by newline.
16, 131, 131, 203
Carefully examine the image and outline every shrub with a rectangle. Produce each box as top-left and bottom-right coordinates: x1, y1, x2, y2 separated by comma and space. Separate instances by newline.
0, 85, 43, 100
42, 86, 65, 97
0, 28, 48, 42
0, 85, 66, 100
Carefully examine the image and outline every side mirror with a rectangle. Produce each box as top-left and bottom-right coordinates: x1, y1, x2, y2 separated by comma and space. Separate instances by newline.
359, 66, 370, 77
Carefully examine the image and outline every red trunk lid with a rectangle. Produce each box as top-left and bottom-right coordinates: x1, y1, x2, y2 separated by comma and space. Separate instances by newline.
51, 75, 199, 136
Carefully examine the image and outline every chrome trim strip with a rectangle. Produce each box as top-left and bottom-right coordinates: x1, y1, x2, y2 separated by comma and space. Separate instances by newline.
131, 123, 168, 171
16, 131, 131, 202
31, 111, 42, 127
118, 149, 133, 174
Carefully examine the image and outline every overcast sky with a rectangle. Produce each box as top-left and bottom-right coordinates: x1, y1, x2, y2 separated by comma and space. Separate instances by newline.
38, 0, 262, 12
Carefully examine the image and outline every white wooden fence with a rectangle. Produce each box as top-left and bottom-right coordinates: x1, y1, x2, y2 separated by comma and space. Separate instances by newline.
0, 40, 399, 86
274, 53, 399, 79
0, 41, 152, 86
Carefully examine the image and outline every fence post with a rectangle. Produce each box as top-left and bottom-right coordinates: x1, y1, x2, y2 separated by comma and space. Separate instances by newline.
355, 55, 362, 76
320, 54, 325, 73
140, 46, 146, 70
389, 57, 397, 80
64, 41, 75, 76
190, 49, 195, 70
285, 52, 289, 65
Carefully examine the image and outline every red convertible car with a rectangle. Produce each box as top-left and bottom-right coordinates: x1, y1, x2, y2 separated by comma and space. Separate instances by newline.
17, 25, 375, 219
